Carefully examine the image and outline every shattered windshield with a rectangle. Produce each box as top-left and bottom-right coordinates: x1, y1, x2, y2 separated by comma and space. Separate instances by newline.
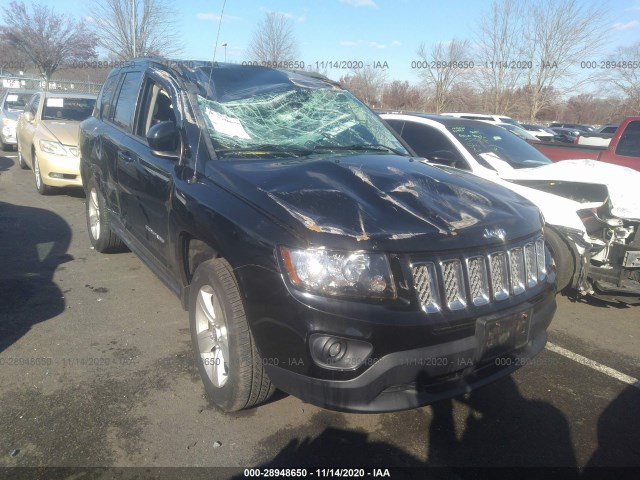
447, 123, 552, 169
193, 66, 408, 159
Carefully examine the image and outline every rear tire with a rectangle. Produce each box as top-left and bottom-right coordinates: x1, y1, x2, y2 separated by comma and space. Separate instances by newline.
17, 141, 29, 170
85, 177, 125, 253
190, 258, 275, 412
544, 227, 575, 292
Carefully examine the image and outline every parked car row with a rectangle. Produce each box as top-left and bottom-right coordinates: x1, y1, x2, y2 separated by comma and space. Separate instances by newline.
1, 87, 97, 194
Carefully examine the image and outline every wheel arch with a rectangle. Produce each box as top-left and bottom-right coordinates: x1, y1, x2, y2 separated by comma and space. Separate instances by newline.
178, 233, 221, 309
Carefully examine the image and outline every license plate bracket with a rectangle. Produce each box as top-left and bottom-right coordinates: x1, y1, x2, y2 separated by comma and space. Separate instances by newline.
476, 309, 531, 360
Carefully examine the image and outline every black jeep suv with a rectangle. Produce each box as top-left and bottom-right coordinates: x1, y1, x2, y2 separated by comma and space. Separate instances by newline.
79, 59, 556, 412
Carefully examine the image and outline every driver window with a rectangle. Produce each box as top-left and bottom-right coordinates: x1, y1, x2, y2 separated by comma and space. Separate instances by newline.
136, 79, 176, 139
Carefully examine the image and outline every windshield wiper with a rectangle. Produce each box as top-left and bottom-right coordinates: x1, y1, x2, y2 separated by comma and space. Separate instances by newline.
313, 144, 408, 156
216, 144, 314, 157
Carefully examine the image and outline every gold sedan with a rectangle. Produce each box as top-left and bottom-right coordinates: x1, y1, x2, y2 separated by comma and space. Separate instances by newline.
16, 92, 96, 195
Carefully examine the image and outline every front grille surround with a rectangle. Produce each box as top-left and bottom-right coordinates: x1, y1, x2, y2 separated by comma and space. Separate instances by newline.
411, 234, 546, 314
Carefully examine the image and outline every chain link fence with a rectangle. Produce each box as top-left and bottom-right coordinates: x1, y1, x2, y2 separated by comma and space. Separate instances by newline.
1, 76, 103, 95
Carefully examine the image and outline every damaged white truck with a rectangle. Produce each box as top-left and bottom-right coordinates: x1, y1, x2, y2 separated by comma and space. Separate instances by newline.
382, 113, 640, 305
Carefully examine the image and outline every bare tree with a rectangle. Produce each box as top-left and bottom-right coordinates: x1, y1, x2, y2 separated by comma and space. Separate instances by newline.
89, 0, 182, 60
0, 1, 97, 80
381, 80, 422, 110
247, 12, 297, 64
474, 0, 525, 115
0, 37, 30, 74
416, 39, 471, 113
521, 0, 609, 120
339, 67, 387, 107
605, 43, 640, 114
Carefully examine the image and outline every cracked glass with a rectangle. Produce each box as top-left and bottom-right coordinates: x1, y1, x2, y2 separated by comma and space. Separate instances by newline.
193, 67, 408, 159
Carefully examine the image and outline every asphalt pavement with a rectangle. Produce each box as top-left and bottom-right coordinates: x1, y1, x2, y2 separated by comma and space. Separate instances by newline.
0, 149, 638, 479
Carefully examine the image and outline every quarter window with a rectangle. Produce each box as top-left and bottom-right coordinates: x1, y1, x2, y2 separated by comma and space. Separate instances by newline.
98, 74, 121, 120
112, 71, 143, 131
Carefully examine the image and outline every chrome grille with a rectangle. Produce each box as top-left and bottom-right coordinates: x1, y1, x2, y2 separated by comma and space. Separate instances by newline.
489, 252, 509, 301
535, 238, 547, 281
411, 263, 440, 313
467, 256, 489, 306
442, 260, 466, 310
509, 247, 525, 295
412, 234, 546, 313
524, 243, 538, 288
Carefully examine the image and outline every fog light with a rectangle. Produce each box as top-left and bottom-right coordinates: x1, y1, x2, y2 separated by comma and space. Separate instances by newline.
309, 334, 373, 371
328, 341, 343, 358
49, 172, 63, 179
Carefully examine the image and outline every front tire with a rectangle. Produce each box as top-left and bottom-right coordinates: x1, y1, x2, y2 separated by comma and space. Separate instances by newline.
85, 177, 125, 253
190, 258, 274, 412
33, 153, 52, 195
544, 227, 575, 292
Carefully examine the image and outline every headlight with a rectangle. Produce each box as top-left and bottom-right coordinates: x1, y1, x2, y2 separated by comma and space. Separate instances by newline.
279, 246, 396, 299
68, 146, 79, 157
39, 140, 67, 156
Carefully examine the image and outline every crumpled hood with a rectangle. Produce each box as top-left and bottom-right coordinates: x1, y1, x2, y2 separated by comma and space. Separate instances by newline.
40, 120, 81, 147
501, 159, 640, 220
208, 154, 542, 250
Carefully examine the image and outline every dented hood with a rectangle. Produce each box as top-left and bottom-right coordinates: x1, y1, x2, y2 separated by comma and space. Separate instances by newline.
501, 159, 640, 220
208, 154, 542, 250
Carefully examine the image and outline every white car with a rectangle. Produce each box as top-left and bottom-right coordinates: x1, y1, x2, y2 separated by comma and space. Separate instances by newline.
441, 112, 520, 126
520, 123, 556, 142
382, 112, 640, 304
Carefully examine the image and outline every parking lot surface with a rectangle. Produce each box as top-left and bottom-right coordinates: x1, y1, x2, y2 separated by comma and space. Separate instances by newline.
0, 151, 639, 478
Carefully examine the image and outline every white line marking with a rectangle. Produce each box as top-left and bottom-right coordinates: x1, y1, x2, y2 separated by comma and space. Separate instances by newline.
546, 342, 640, 390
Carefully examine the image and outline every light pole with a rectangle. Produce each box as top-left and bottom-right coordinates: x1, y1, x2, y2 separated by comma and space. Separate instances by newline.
221, 43, 227, 62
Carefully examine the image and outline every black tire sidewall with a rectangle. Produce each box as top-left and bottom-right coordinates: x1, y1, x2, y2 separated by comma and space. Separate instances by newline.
544, 227, 575, 291
189, 260, 249, 412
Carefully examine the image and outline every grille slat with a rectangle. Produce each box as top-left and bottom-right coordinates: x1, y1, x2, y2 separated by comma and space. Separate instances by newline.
411, 263, 440, 313
509, 247, 526, 295
442, 260, 466, 310
412, 235, 545, 313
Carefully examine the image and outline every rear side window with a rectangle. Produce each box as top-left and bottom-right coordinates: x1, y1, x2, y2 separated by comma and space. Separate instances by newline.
97, 74, 120, 119
112, 71, 143, 131
615, 121, 640, 158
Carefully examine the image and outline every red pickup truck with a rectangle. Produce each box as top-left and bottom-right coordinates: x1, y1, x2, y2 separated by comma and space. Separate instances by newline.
534, 117, 640, 170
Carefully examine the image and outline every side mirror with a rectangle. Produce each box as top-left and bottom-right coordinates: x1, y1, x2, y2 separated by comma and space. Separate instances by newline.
146, 121, 180, 159
23, 111, 34, 123
427, 150, 459, 168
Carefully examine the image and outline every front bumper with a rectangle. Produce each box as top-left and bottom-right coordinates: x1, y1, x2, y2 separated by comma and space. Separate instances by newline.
263, 289, 555, 412
36, 149, 82, 188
